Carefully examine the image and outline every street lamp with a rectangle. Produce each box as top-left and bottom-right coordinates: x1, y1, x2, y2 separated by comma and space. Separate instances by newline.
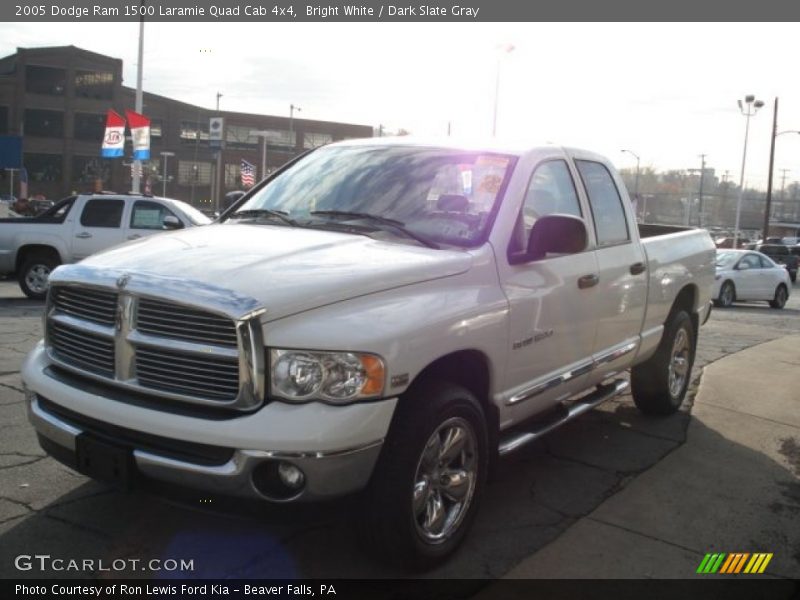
733, 95, 765, 248
289, 104, 301, 150
763, 103, 800, 241
250, 130, 270, 181
621, 149, 641, 220
492, 43, 515, 137
159, 151, 175, 197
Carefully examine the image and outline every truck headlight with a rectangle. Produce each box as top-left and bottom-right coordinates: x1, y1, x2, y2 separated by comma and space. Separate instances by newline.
270, 349, 385, 404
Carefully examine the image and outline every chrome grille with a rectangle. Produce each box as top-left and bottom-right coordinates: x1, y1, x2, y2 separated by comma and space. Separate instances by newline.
137, 298, 238, 347
136, 346, 240, 401
49, 322, 115, 377
52, 287, 118, 326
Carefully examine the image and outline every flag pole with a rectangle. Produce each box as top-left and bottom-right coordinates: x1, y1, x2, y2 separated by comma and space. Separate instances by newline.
132, 2, 145, 193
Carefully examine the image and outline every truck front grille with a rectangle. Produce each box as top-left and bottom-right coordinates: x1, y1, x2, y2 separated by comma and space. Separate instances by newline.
49, 322, 115, 377
52, 287, 118, 326
45, 283, 264, 411
136, 346, 240, 401
137, 298, 238, 347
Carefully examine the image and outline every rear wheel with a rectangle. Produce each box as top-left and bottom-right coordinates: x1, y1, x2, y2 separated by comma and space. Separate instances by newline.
715, 281, 735, 308
632, 310, 695, 416
18, 254, 60, 300
358, 381, 488, 569
769, 284, 788, 309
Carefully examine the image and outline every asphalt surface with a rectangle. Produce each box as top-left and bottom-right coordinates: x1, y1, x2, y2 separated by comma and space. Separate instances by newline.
0, 277, 798, 580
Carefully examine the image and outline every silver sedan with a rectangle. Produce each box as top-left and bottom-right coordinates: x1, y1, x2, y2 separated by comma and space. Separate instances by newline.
713, 249, 792, 309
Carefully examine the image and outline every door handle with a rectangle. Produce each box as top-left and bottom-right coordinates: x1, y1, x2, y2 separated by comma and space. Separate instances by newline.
578, 274, 599, 289
75, 232, 92, 239
630, 262, 647, 275
127, 234, 142, 240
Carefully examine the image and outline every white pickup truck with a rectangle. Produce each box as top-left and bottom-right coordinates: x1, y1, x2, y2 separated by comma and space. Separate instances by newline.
0, 193, 211, 299
22, 139, 715, 568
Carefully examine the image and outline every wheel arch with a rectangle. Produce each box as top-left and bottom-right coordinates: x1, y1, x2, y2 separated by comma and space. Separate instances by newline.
668, 284, 700, 350
15, 244, 62, 272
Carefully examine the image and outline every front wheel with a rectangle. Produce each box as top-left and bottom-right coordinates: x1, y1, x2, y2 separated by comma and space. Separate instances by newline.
18, 255, 60, 300
358, 381, 488, 569
769, 284, 788, 309
631, 310, 695, 416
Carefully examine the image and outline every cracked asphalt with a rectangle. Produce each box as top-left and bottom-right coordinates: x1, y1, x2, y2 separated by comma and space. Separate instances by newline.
0, 277, 798, 579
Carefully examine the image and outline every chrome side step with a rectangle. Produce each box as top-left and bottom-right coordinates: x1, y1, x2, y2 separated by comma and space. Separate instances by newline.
498, 379, 630, 457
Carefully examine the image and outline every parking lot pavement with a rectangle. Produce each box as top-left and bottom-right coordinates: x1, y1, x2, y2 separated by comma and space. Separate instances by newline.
502, 334, 800, 580
0, 278, 798, 579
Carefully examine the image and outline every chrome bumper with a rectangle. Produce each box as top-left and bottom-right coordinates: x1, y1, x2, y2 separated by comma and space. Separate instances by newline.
27, 393, 383, 502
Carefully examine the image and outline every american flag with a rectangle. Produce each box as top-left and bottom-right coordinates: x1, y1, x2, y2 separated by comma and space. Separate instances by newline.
240, 159, 256, 188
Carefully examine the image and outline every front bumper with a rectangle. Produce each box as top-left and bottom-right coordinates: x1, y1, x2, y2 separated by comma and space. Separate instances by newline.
23, 342, 396, 502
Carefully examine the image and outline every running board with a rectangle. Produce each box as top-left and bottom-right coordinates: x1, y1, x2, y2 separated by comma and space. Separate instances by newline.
498, 379, 630, 457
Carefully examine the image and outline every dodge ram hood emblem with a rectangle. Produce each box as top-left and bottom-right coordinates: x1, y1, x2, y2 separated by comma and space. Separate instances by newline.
116, 274, 131, 289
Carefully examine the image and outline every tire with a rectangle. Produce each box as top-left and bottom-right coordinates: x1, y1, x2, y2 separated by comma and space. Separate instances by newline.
715, 281, 735, 308
358, 381, 488, 569
790, 271, 797, 284
631, 310, 695, 416
769, 284, 788, 309
18, 254, 60, 300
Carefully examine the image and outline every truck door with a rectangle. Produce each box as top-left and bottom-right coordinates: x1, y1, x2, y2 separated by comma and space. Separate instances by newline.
574, 160, 647, 380
71, 198, 127, 261
500, 159, 599, 418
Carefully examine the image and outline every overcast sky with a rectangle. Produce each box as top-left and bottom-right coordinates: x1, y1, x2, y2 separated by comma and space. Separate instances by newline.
2, 22, 799, 189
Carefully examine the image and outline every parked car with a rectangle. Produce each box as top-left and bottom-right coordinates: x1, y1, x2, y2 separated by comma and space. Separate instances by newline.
715, 236, 750, 249
0, 193, 211, 299
747, 243, 798, 282
713, 250, 791, 308
21, 140, 715, 568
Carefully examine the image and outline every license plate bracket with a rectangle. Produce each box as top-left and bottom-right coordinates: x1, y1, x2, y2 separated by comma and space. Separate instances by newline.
75, 434, 135, 490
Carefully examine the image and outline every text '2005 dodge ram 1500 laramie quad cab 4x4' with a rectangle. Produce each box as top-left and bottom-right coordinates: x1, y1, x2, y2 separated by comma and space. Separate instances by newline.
22, 139, 715, 568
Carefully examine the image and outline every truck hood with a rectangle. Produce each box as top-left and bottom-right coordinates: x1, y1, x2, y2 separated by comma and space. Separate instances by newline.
81, 223, 473, 320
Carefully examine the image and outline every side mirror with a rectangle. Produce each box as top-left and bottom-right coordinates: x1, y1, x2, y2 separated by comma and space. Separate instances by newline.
526, 214, 588, 261
163, 215, 183, 230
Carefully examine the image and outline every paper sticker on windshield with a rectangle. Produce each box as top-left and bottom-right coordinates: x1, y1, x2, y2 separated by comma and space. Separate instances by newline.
478, 174, 503, 194
475, 156, 510, 169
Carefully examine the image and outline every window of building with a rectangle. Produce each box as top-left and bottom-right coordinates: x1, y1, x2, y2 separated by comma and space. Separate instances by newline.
226, 125, 258, 147
130, 200, 177, 229
178, 160, 212, 185
25, 65, 66, 95
225, 163, 241, 188
24, 153, 62, 182
303, 132, 333, 149
72, 156, 111, 185
179, 121, 209, 142
150, 119, 163, 138
74, 70, 114, 100
0, 106, 7, 135
262, 129, 294, 149
24, 109, 64, 138
576, 160, 630, 246
80, 199, 124, 228
73, 112, 105, 141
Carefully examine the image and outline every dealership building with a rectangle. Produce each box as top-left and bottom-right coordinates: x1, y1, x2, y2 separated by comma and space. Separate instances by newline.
0, 45, 373, 207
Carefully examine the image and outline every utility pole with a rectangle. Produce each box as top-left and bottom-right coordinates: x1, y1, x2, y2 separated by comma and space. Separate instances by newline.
762, 97, 778, 243
216, 92, 223, 111
697, 154, 706, 227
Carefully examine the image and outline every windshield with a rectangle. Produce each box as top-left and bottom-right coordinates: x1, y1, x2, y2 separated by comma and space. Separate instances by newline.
715, 251, 739, 268
173, 200, 212, 225
230, 145, 516, 247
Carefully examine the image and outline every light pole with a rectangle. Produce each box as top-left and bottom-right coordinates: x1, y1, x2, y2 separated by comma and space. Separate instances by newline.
492, 43, 514, 137
733, 95, 765, 248
763, 109, 800, 240
250, 130, 270, 181
621, 149, 641, 220
159, 151, 174, 197
289, 104, 301, 151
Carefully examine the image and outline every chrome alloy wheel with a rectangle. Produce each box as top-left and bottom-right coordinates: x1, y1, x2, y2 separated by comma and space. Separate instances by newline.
412, 416, 478, 544
25, 264, 51, 295
720, 283, 734, 307
668, 327, 690, 398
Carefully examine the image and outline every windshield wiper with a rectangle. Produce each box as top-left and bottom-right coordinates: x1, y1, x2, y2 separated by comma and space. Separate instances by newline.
230, 209, 298, 227
310, 210, 439, 249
